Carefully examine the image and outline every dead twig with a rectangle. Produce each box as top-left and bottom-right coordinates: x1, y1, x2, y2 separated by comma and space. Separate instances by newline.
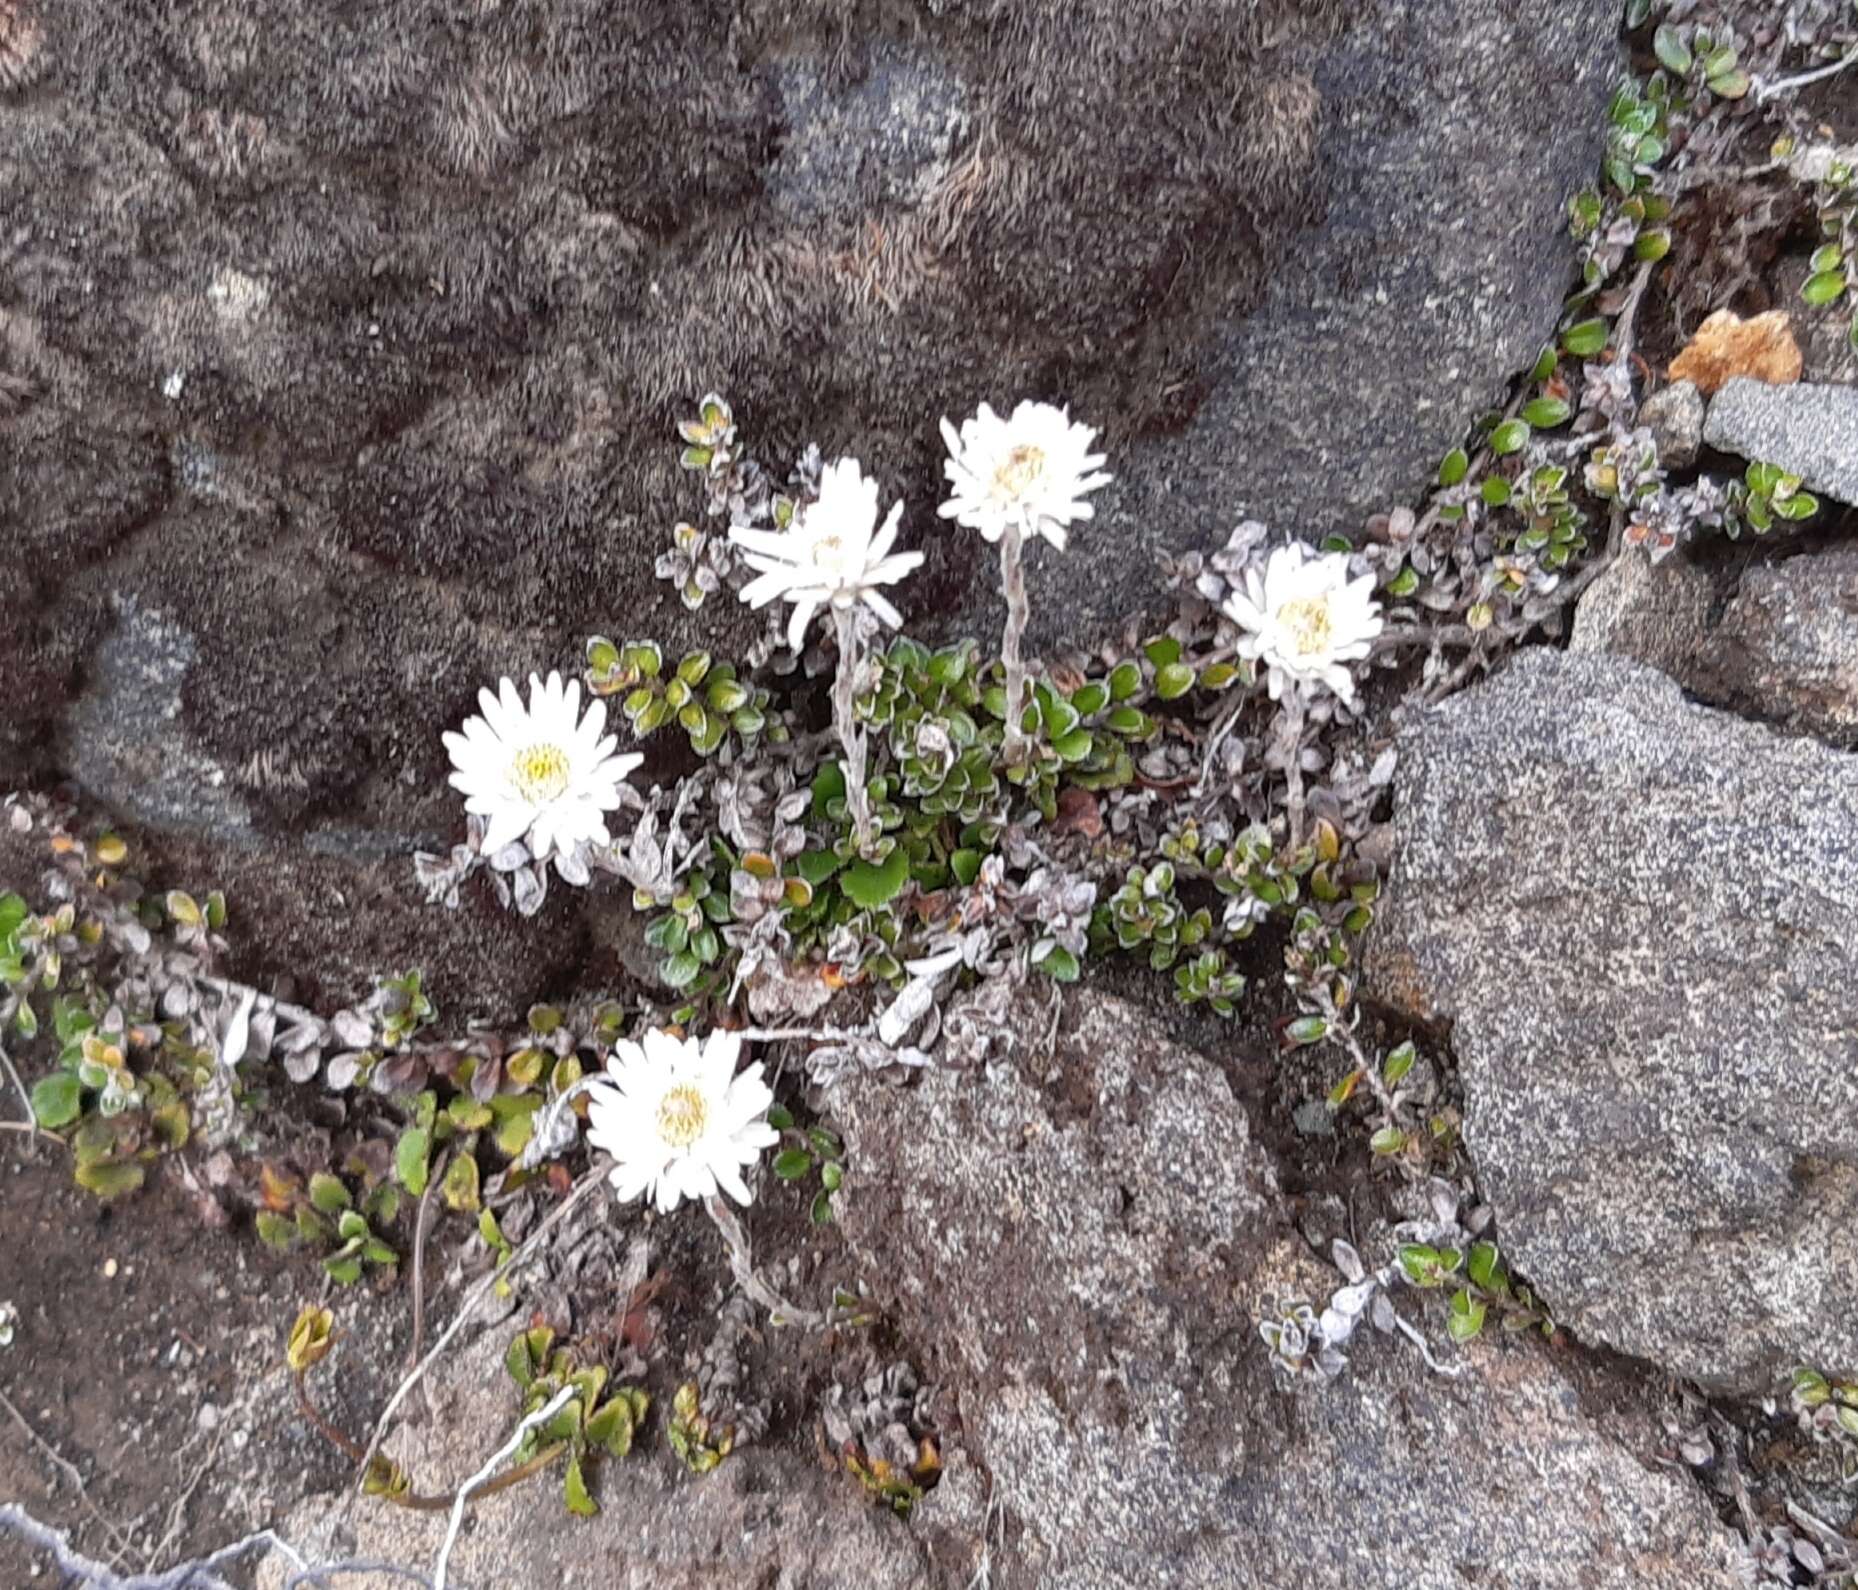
346, 1166, 606, 1516
0, 1385, 135, 1563
432, 1384, 577, 1590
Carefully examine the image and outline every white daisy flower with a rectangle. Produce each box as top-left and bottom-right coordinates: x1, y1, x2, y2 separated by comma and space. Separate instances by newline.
937, 399, 1112, 551
1222, 544, 1383, 706
730, 457, 923, 652
585, 1028, 779, 1213
442, 671, 642, 864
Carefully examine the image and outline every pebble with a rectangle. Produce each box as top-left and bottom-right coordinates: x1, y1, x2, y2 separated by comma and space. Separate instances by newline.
1704, 379, 1858, 508
103, 1258, 118, 1279
197, 1403, 221, 1433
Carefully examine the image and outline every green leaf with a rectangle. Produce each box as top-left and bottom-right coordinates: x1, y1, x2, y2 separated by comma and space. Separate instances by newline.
1520, 397, 1571, 429
1283, 1015, 1328, 1047
1633, 228, 1671, 263
1368, 1126, 1407, 1155
1652, 24, 1691, 75
75, 1159, 145, 1201
1489, 419, 1530, 456
394, 1127, 431, 1197
1803, 271, 1848, 307
1153, 662, 1195, 701
441, 1151, 480, 1213
661, 951, 702, 990
1480, 476, 1512, 508
1035, 944, 1081, 982
810, 1190, 835, 1225
1706, 67, 1749, 99
1142, 636, 1182, 670
1467, 1240, 1504, 1293
1447, 1287, 1488, 1343
0, 892, 26, 940
841, 848, 911, 910
1562, 317, 1608, 357
773, 1148, 813, 1180
950, 849, 982, 887
1107, 661, 1142, 702
1438, 447, 1469, 487
1382, 1041, 1416, 1085
308, 1172, 352, 1214
563, 1456, 597, 1516
1052, 729, 1094, 762
30, 1072, 81, 1129
255, 1210, 300, 1251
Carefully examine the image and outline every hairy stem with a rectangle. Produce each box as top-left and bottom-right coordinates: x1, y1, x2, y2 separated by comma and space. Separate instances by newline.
832, 605, 875, 852
998, 526, 1031, 765
1281, 688, 1308, 850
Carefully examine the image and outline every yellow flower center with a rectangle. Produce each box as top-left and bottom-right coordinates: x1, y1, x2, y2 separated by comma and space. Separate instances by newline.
994, 444, 1046, 501
655, 1084, 709, 1149
510, 743, 572, 804
1277, 596, 1335, 658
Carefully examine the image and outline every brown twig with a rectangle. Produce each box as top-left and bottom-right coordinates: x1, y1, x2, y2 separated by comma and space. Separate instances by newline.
0, 1037, 47, 1156
0, 1385, 136, 1563
294, 1374, 564, 1515
409, 1150, 449, 1420
347, 1165, 606, 1513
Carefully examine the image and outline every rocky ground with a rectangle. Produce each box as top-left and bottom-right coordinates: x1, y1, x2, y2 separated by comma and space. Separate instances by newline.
5, 1, 1858, 1588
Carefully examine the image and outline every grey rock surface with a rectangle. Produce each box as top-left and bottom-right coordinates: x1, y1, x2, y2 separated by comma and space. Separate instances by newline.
1704, 379, 1858, 507
1, 0, 1616, 1004
1639, 378, 1706, 471
832, 988, 1742, 1588
261, 1332, 936, 1590
1370, 650, 1858, 1391
1573, 548, 1858, 746
1711, 550, 1858, 743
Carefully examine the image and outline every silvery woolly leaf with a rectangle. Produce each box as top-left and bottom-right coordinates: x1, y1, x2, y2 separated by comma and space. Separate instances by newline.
1371, 1292, 1398, 1334
488, 840, 532, 874
555, 845, 591, 888
325, 1051, 364, 1091
1332, 1239, 1365, 1285
513, 865, 546, 917
1427, 1178, 1460, 1228
332, 1008, 373, 1048
160, 983, 198, 1019
218, 986, 257, 1070
117, 919, 153, 956
284, 1047, 322, 1084
278, 1016, 324, 1056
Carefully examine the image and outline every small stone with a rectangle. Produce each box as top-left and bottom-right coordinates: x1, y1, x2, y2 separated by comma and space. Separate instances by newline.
1570, 546, 1712, 679
197, 1403, 221, 1433
1638, 379, 1705, 471
103, 1258, 118, 1279
1703, 379, 1858, 508
1668, 308, 1803, 395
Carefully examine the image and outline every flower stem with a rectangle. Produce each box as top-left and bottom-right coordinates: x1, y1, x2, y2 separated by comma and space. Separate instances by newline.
1282, 688, 1308, 850
832, 606, 876, 853
999, 526, 1031, 765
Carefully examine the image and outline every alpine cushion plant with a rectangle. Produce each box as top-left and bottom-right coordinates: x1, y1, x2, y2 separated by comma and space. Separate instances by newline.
583, 1027, 779, 1213
938, 401, 1111, 765
443, 672, 643, 871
